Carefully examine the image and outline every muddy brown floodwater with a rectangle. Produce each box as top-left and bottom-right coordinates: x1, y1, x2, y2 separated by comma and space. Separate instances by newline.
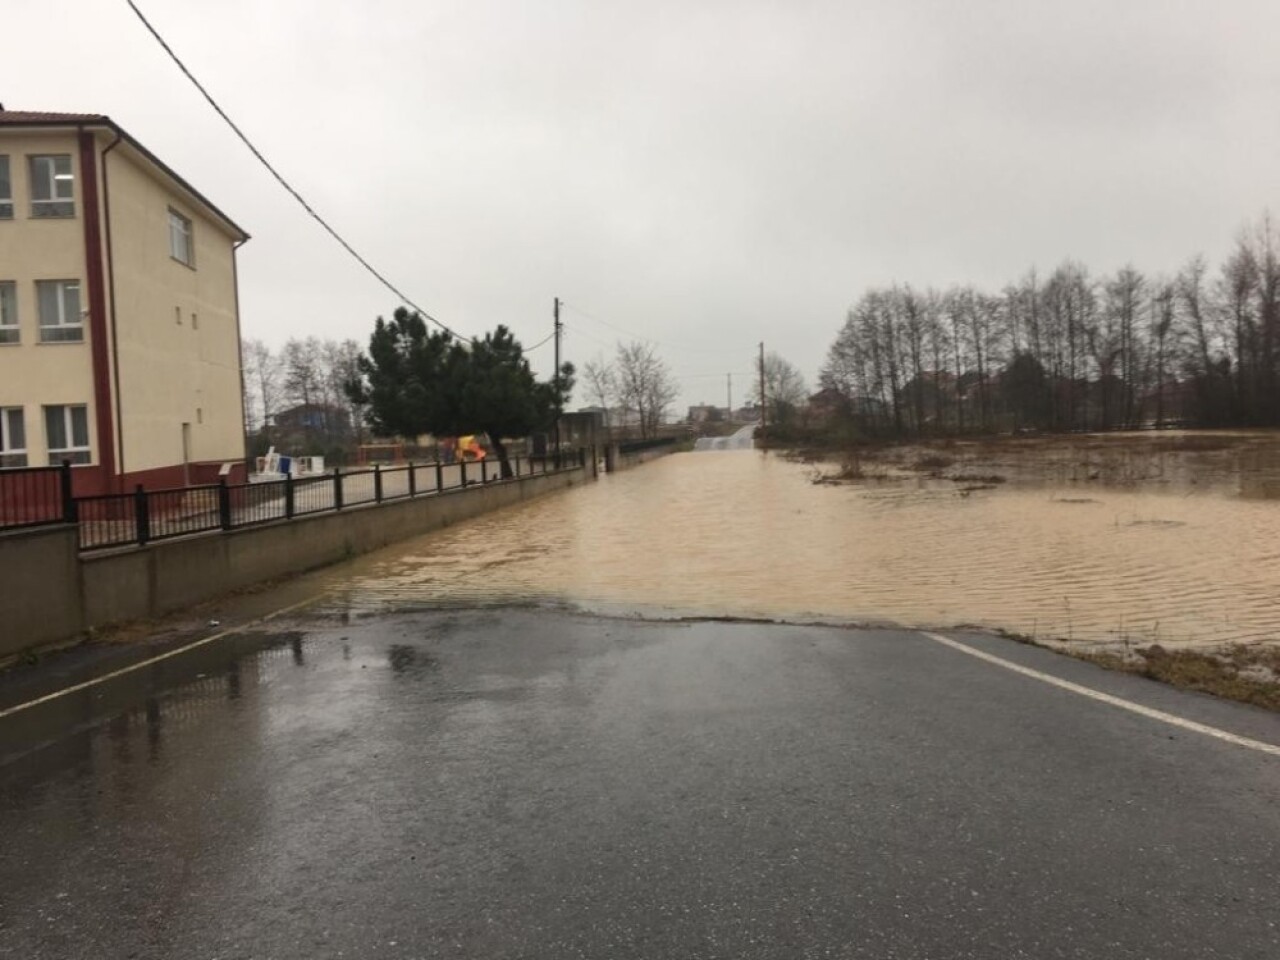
315, 432, 1280, 655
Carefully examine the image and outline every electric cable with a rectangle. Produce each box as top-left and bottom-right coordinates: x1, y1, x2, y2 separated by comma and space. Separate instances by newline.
124, 0, 474, 343
524, 330, 555, 352
560, 301, 729, 356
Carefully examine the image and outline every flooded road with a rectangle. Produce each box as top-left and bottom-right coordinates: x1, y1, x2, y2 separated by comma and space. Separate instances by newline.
4, 436, 1280, 958
316, 434, 1280, 650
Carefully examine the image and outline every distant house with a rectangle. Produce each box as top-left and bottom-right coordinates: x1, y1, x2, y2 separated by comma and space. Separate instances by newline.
686, 404, 726, 424
808, 388, 890, 423
575, 405, 643, 430
806, 388, 845, 421
0, 110, 249, 491
274, 403, 351, 435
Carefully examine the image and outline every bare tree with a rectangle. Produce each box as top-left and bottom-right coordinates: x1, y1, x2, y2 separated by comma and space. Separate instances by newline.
614, 341, 677, 438
816, 209, 1280, 438
1094, 267, 1145, 429
1150, 281, 1176, 427
241, 338, 284, 441
282, 337, 324, 410
323, 338, 366, 444
762, 351, 807, 425
581, 355, 618, 435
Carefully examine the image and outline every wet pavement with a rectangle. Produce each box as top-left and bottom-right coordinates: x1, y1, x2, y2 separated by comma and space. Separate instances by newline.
2, 608, 1278, 959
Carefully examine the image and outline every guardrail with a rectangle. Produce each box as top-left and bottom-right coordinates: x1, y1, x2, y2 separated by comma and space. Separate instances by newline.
617, 436, 681, 454
74, 450, 586, 552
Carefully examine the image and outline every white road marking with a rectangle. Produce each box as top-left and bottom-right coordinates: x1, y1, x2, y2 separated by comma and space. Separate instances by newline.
921, 631, 1280, 758
0, 595, 324, 721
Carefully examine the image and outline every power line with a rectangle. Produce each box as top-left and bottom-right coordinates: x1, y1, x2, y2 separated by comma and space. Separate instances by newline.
124, 0, 473, 344
524, 330, 555, 352
561, 323, 614, 351
560, 302, 653, 343
559, 301, 728, 356
565, 325, 751, 384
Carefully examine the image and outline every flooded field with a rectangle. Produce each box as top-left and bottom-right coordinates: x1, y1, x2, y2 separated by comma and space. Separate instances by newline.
316, 431, 1280, 657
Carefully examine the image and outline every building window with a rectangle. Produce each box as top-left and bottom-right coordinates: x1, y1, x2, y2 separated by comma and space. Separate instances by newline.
169, 208, 194, 266
0, 407, 26, 468
0, 282, 16, 344
0, 156, 12, 219
29, 155, 75, 218
44, 404, 90, 465
37, 280, 83, 342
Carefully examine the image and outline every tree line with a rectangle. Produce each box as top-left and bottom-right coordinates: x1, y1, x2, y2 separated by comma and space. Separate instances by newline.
819, 212, 1280, 436
244, 312, 575, 474
241, 336, 366, 458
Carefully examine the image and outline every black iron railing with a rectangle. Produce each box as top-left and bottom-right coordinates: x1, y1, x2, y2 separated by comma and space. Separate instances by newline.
68, 450, 585, 552
0, 463, 75, 530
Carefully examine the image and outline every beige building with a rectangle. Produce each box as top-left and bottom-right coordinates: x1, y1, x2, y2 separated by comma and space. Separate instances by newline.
0, 110, 249, 494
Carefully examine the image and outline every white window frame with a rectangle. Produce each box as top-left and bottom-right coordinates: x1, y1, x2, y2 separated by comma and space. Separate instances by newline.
0, 281, 16, 344
168, 208, 194, 267
44, 404, 91, 466
0, 155, 12, 220
36, 280, 83, 343
29, 154, 75, 218
0, 407, 26, 468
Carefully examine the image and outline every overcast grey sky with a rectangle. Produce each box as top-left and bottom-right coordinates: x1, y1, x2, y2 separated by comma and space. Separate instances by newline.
7, 0, 1279, 409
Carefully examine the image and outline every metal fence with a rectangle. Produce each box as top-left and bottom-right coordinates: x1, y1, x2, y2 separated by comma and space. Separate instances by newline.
70, 450, 585, 552
0, 463, 74, 530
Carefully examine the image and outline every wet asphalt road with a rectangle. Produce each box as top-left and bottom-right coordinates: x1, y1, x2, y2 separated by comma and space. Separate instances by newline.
1, 609, 1278, 959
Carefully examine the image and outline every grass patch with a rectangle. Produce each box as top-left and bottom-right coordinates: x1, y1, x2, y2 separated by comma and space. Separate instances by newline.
912, 454, 955, 472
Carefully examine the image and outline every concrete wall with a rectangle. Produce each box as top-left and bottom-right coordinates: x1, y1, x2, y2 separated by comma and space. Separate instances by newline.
77, 467, 588, 635
0, 524, 83, 656
606, 440, 680, 472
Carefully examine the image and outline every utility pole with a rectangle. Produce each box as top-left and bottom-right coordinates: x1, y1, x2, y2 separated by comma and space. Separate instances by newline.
758, 342, 767, 446
727, 373, 732, 420
553, 297, 563, 459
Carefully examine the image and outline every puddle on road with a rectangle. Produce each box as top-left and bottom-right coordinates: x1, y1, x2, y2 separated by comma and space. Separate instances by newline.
0, 630, 309, 768
309, 432, 1280, 650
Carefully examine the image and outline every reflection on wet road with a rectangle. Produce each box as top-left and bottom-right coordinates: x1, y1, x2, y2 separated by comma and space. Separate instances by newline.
315, 444, 1280, 648
2, 610, 1278, 959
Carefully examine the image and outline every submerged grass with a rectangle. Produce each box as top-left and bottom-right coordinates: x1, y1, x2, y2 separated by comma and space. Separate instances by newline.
992, 628, 1280, 712
913, 454, 955, 472
1079, 645, 1280, 712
